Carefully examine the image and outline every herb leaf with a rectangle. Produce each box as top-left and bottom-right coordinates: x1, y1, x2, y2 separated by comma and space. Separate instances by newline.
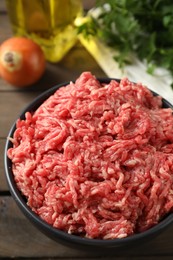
78, 0, 173, 80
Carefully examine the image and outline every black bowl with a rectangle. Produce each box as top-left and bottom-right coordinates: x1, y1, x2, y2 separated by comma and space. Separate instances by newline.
4, 78, 173, 251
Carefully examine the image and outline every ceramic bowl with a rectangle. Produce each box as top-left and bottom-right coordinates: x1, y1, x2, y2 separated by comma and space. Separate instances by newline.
4, 78, 173, 251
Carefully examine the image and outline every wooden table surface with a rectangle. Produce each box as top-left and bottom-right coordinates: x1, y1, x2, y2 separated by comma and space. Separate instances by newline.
1, 1, 173, 259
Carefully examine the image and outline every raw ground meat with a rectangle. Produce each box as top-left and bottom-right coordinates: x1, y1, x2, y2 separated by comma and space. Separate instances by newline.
8, 72, 173, 239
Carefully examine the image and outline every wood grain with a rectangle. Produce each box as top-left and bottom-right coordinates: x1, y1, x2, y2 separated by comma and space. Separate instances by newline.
0, 0, 6, 12
17, 258, 173, 260
0, 91, 39, 137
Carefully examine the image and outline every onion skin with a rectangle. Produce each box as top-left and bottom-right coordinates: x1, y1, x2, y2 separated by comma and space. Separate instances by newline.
0, 37, 46, 87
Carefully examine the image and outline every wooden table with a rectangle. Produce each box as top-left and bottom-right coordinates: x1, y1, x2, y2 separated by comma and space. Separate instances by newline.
1, 1, 173, 259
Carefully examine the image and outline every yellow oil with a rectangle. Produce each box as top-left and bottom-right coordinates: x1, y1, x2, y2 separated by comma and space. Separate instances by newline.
6, 0, 83, 62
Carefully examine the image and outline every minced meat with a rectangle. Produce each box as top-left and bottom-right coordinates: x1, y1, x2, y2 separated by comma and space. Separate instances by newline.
7, 72, 173, 239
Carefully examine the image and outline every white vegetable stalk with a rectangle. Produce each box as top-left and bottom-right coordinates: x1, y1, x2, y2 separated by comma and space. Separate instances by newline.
77, 33, 124, 79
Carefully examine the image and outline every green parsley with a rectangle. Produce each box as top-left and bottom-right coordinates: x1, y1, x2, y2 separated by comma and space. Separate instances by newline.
79, 0, 173, 77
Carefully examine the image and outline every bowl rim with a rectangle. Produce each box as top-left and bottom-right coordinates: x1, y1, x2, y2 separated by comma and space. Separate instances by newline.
4, 78, 173, 247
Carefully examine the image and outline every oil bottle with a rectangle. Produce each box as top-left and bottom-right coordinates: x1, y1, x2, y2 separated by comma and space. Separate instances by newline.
6, 0, 83, 62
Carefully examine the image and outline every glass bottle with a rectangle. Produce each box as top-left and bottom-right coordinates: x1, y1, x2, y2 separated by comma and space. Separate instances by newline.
6, 0, 83, 62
